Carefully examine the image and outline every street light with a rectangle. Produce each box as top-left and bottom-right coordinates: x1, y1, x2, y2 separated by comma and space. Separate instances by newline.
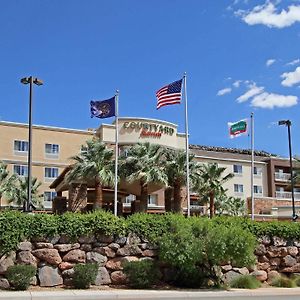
278, 120, 298, 221
20, 76, 43, 212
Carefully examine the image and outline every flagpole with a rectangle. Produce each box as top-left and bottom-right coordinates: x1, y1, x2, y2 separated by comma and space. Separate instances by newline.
183, 72, 190, 217
251, 112, 254, 221
114, 90, 119, 217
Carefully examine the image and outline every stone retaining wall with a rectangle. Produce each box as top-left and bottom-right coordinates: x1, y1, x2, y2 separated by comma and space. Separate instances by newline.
1, 234, 300, 289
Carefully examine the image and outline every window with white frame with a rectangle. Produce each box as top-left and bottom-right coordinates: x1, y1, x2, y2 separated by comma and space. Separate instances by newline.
44, 191, 57, 202
44, 167, 58, 180
13, 165, 28, 176
45, 143, 59, 158
124, 194, 136, 204
254, 167, 262, 176
234, 184, 244, 193
148, 194, 157, 206
254, 185, 263, 195
14, 140, 28, 153
233, 165, 243, 174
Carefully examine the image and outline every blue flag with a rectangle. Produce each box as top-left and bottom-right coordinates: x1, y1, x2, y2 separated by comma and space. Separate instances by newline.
90, 97, 115, 119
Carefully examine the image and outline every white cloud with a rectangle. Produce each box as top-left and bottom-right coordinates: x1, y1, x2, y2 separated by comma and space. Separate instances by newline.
286, 58, 300, 66
281, 66, 300, 86
236, 2, 300, 28
233, 80, 242, 88
217, 87, 232, 96
236, 84, 264, 103
266, 59, 276, 67
251, 92, 298, 109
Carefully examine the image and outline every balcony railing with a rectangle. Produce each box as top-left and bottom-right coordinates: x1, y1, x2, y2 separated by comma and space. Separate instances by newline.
275, 191, 300, 200
190, 205, 207, 214
274, 172, 291, 182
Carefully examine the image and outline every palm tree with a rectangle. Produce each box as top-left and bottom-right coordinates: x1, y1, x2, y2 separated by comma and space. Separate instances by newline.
119, 142, 168, 212
194, 163, 234, 218
67, 139, 115, 209
6, 176, 43, 209
0, 161, 17, 208
163, 149, 201, 213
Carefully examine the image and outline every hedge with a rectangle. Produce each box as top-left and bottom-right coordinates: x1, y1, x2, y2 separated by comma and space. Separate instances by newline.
1, 210, 300, 255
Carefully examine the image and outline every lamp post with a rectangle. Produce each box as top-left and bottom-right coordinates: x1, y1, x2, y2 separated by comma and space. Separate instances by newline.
278, 120, 298, 221
20, 76, 43, 212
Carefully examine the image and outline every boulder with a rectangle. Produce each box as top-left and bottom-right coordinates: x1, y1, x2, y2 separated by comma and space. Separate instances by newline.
233, 267, 249, 275
114, 236, 127, 246
287, 246, 298, 257
80, 244, 92, 252
106, 257, 125, 271
251, 270, 267, 282
258, 255, 269, 263
221, 265, 232, 272
58, 262, 74, 271
32, 249, 62, 265
18, 241, 32, 251
267, 270, 280, 283
269, 257, 281, 267
273, 237, 287, 247
61, 268, 74, 278
282, 255, 297, 267
281, 263, 300, 273
17, 251, 38, 267
0, 252, 16, 274
0, 277, 10, 290
54, 243, 80, 252
110, 271, 127, 284
94, 267, 111, 285
142, 250, 157, 257
126, 233, 141, 245
86, 252, 107, 265
108, 243, 120, 251
94, 247, 116, 258
38, 265, 63, 287
258, 236, 271, 246
58, 235, 71, 244
117, 245, 142, 256
257, 262, 270, 271
35, 242, 54, 249
96, 233, 114, 244
63, 249, 85, 263
222, 270, 241, 284
255, 244, 266, 256
78, 235, 96, 244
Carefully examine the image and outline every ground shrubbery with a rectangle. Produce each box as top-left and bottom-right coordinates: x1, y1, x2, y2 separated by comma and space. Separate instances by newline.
270, 275, 296, 288
72, 263, 98, 289
6, 265, 36, 290
230, 275, 261, 289
123, 260, 160, 289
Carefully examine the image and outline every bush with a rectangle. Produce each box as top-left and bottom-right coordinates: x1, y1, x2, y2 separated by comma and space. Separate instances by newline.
72, 263, 98, 289
123, 260, 160, 289
6, 265, 36, 290
293, 275, 300, 287
270, 275, 296, 288
230, 275, 261, 289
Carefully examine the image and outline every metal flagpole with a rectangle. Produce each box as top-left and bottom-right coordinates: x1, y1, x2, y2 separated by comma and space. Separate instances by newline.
251, 112, 254, 221
114, 90, 119, 217
183, 73, 190, 217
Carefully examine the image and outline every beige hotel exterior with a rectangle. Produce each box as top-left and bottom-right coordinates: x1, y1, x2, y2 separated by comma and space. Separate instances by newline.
0, 117, 299, 218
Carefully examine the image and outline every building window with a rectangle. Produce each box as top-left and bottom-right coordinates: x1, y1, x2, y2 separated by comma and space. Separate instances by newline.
124, 194, 136, 204
254, 167, 262, 176
13, 165, 28, 177
45, 144, 59, 158
44, 191, 57, 202
44, 167, 58, 181
148, 194, 157, 206
234, 184, 244, 193
14, 140, 28, 155
254, 185, 262, 195
233, 165, 243, 174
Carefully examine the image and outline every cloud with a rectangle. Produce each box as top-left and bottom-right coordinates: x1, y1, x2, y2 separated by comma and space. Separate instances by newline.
217, 87, 232, 96
236, 84, 264, 103
286, 58, 300, 66
281, 66, 300, 86
233, 80, 242, 88
236, 2, 300, 28
266, 59, 276, 67
251, 92, 298, 109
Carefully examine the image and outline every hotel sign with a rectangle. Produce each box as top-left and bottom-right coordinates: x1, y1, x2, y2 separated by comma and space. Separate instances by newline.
123, 121, 174, 138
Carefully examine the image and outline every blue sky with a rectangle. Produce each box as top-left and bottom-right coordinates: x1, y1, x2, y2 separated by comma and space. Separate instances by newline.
1, 0, 300, 157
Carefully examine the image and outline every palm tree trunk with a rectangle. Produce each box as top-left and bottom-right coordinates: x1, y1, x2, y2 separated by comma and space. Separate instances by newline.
140, 182, 148, 213
209, 191, 214, 218
173, 181, 183, 213
164, 187, 173, 212
94, 178, 103, 210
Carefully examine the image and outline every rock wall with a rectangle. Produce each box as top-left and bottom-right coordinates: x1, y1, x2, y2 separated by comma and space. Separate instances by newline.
1, 234, 300, 289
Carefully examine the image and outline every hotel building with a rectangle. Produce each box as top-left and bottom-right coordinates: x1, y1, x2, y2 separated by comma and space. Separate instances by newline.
0, 118, 299, 219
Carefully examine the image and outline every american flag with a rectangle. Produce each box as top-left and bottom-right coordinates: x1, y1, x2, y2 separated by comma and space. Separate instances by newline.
156, 79, 183, 109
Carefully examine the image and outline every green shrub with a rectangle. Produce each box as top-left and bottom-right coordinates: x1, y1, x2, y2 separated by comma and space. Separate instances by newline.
173, 266, 205, 288
230, 275, 261, 289
6, 265, 36, 290
293, 276, 300, 287
72, 263, 98, 289
123, 260, 160, 289
271, 275, 296, 288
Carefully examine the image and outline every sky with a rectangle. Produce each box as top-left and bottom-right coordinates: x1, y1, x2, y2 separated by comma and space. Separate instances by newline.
1, 0, 300, 157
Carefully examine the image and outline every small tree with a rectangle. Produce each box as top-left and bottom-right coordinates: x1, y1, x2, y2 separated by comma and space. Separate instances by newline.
215, 195, 245, 216
0, 161, 17, 208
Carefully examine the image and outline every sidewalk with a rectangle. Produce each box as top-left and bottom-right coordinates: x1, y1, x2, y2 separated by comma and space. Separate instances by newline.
1, 288, 300, 300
